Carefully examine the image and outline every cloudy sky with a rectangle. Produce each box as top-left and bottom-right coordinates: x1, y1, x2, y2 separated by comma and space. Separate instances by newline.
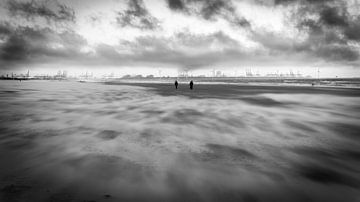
0, 0, 359, 77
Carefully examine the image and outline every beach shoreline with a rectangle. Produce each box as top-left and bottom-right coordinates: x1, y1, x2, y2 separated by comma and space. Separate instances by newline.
0, 80, 359, 202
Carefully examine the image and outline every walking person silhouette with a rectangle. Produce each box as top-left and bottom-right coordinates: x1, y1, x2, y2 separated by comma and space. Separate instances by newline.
174, 80, 178, 89
189, 80, 194, 90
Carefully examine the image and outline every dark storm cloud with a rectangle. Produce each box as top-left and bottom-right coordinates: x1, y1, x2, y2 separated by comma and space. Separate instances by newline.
275, 0, 359, 42
116, 0, 160, 30
166, 0, 250, 27
125, 30, 240, 54
6, 0, 75, 23
344, 19, 360, 41
175, 31, 239, 48
252, 28, 359, 63
168, 0, 185, 10
0, 22, 87, 67
251, 31, 296, 52
274, 0, 335, 5
0, 35, 28, 61
317, 45, 359, 61
132, 49, 247, 69
0, 22, 12, 35
94, 31, 251, 68
0, 22, 250, 69
320, 6, 348, 27
252, 0, 360, 63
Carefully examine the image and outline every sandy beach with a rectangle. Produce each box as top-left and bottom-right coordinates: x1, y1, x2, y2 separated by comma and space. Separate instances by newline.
0, 80, 360, 202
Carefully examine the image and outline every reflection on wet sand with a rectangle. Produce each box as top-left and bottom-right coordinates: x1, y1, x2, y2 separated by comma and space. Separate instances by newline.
0, 81, 360, 202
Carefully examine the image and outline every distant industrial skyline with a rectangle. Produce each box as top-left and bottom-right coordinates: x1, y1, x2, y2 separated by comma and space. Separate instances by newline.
2, 66, 359, 79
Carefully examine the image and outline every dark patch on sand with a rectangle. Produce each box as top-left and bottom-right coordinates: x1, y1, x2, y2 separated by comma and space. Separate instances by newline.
139, 129, 155, 138
218, 116, 246, 129
96, 130, 120, 140
242, 193, 259, 202
61, 108, 88, 114
291, 147, 335, 159
8, 114, 28, 122
1, 184, 31, 194
290, 146, 360, 172
293, 132, 308, 138
1, 138, 35, 150
164, 172, 203, 201
63, 154, 152, 181
162, 109, 203, 124
326, 122, 360, 139
1, 90, 18, 94
198, 143, 257, 163
93, 110, 117, 116
174, 108, 203, 116
240, 96, 286, 107
259, 170, 285, 182
38, 98, 58, 102
19, 88, 39, 92
138, 129, 163, 145
298, 164, 359, 188
283, 120, 317, 132
30, 116, 58, 123
127, 106, 138, 110
49, 192, 74, 202
1, 184, 32, 201
339, 149, 360, 161
207, 121, 237, 134
0, 127, 11, 136
141, 109, 165, 115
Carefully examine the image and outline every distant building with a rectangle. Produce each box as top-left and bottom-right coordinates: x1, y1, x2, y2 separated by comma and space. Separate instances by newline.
122, 74, 131, 79
133, 74, 143, 79
62, 70, 67, 78
245, 69, 253, 77
265, 73, 279, 77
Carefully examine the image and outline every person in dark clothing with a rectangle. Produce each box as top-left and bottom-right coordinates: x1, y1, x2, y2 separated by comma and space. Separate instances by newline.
189, 80, 194, 90
174, 80, 178, 89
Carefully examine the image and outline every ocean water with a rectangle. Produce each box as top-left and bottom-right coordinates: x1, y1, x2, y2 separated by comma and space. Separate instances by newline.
0, 80, 360, 202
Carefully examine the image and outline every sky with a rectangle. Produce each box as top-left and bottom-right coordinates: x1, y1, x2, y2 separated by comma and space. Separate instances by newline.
0, 0, 359, 77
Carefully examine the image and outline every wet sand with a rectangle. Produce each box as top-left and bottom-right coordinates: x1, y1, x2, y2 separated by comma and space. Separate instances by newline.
0, 80, 360, 202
